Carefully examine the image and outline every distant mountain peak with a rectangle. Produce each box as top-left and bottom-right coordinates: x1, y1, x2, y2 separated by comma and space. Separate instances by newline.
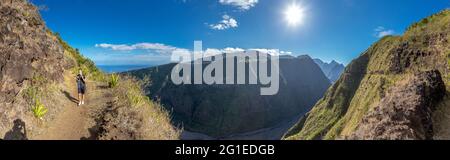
313, 58, 345, 83
330, 60, 339, 65
298, 55, 312, 60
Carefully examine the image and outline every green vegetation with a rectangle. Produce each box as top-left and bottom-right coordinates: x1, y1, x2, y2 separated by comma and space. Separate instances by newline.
109, 74, 120, 88
407, 9, 449, 34
49, 30, 106, 82
31, 74, 48, 86
25, 87, 48, 120
285, 9, 450, 140
127, 81, 149, 107
112, 75, 151, 107
24, 86, 38, 101
31, 99, 48, 120
23, 74, 50, 120
108, 76, 181, 139
448, 53, 450, 68
128, 92, 147, 107
447, 51, 450, 83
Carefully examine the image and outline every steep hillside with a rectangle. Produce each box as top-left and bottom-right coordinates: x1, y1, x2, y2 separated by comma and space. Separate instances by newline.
0, 0, 70, 137
285, 10, 450, 140
0, 0, 179, 140
313, 59, 345, 82
350, 70, 445, 140
128, 55, 331, 138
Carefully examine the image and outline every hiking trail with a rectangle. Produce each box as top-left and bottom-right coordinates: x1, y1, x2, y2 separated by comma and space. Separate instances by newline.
31, 73, 113, 140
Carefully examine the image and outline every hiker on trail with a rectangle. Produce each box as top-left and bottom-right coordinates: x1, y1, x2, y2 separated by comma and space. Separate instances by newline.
76, 70, 86, 106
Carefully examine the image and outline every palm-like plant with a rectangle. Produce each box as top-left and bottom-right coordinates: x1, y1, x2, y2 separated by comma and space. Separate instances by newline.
32, 99, 48, 120
109, 74, 120, 88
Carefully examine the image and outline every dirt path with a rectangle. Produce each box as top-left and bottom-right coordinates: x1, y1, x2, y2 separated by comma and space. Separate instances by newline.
32, 75, 112, 140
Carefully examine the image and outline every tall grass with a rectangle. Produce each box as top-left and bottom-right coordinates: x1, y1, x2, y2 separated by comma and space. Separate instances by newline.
109, 74, 120, 88
24, 84, 47, 120
444, 50, 450, 85
107, 76, 181, 139
126, 81, 151, 108
128, 90, 147, 108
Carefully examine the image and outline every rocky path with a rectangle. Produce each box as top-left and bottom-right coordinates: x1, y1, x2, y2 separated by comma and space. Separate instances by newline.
32, 74, 113, 140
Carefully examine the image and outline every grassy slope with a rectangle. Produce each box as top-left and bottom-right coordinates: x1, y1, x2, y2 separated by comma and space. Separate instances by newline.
286, 10, 450, 140
50, 31, 105, 81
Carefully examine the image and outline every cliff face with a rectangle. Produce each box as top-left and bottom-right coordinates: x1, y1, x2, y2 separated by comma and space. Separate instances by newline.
0, 0, 70, 103
285, 10, 450, 140
0, 0, 72, 136
129, 55, 331, 138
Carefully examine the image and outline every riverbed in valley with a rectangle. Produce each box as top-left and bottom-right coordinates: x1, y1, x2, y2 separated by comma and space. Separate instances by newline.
180, 114, 303, 140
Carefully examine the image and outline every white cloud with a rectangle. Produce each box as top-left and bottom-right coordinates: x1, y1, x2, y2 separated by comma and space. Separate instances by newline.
95, 43, 177, 54
93, 53, 172, 66
249, 49, 292, 56
202, 48, 292, 57
209, 14, 238, 30
374, 26, 395, 38
223, 47, 246, 53
95, 44, 135, 51
95, 42, 294, 65
96, 42, 292, 56
219, 0, 258, 10
203, 47, 246, 57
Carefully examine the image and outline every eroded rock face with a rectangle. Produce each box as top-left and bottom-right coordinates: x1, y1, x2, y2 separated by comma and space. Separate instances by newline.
0, 0, 68, 103
350, 70, 446, 140
0, 0, 70, 137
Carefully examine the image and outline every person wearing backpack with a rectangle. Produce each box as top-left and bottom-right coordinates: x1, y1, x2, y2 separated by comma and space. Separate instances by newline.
76, 70, 86, 106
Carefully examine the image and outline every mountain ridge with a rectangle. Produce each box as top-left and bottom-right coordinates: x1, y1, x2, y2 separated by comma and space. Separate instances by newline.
285, 9, 450, 140
127, 53, 331, 138
313, 59, 345, 82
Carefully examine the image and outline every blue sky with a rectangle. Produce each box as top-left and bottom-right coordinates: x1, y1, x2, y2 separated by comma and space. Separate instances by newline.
30, 0, 449, 65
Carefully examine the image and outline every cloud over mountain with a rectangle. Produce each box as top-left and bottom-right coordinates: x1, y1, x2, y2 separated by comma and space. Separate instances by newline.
95, 42, 294, 65
95, 43, 177, 52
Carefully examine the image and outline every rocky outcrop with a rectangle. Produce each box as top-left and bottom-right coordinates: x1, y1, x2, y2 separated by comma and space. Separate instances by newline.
350, 70, 446, 140
0, 0, 71, 137
0, 0, 69, 103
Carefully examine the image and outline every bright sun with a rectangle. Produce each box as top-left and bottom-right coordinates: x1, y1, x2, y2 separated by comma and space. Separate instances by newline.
284, 3, 304, 26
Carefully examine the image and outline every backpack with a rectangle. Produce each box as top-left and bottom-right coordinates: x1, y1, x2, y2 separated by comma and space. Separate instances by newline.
77, 74, 86, 86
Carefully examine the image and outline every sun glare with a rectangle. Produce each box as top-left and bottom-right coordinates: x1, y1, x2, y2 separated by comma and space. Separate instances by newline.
284, 3, 304, 27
